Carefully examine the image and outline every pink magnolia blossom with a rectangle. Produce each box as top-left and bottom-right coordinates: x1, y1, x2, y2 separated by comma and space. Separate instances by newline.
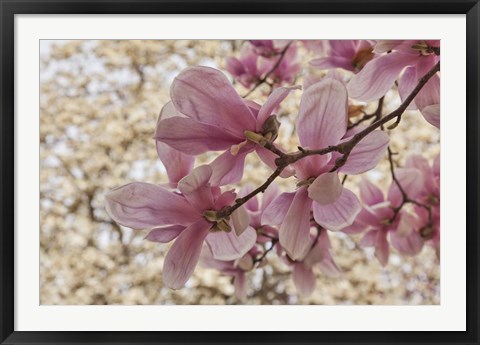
405, 154, 440, 256
226, 44, 269, 89
260, 42, 301, 86
105, 164, 257, 289
200, 247, 258, 301
310, 40, 375, 73
262, 78, 389, 260
226, 41, 300, 89
348, 40, 440, 128
155, 66, 298, 186
354, 170, 426, 266
279, 230, 341, 297
249, 40, 287, 57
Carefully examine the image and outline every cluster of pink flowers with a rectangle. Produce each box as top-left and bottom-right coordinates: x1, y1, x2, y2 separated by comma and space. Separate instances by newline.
226, 40, 301, 90
106, 39, 440, 299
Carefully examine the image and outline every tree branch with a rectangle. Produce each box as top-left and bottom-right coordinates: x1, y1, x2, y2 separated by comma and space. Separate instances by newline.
217, 60, 440, 219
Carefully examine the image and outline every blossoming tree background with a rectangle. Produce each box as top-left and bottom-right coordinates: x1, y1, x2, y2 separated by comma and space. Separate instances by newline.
40, 40, 440, 305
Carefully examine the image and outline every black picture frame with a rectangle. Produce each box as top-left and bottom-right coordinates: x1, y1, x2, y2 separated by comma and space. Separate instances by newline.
1, 1, 479, 344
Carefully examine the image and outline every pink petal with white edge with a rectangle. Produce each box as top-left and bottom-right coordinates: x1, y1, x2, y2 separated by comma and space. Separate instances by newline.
231, 205, 250, 236
348, 51, 417, 102
279, 187, 313, 260
312, 187, 361, 231
156, 141, 194, 185
387, 168, 425, 207
206, 226, 257, 261
178, 165, 214, 212
359, 178, 385, 206
297, 78, 348, 149
145, 225, 185, 243
155, 116, 242, 155
209, 144, 255, 186
307, 172, 343, 206
256, 86, 301, 130
105, 182, 200, 229
398, 66, 418, 110
163, 218, 211, 289
292, 263, 316, 297
261, 191, 296, 225
420, 104, 440, 128
171, 66, 256, 137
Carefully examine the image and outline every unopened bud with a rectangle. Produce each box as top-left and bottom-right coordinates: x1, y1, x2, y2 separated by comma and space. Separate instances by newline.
261, 115, 281, 142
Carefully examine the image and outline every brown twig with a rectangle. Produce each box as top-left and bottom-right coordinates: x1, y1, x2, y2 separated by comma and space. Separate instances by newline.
387, 146, 433, 226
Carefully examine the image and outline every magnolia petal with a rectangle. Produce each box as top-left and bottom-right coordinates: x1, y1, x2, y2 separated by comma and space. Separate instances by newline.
318, 250, 342, 277
312, 187, 361, 231
420, 104, 440, 129
171, 66, 256, 136
231, 205, 250, 236
279, 187, 313, 260
155, 116, 241, 155
307, 172, 343, 206
145, 225, 185, 243
359, 178, 385, 206
387, 168, 425, 207
292, 263, 316, 297
348, 51, 416, 102
329, 40, 358, 58
261, 191, 296, 225
338, 131, 389, 175
415, 56, 440, 109
355, 207, 381, 227
310, 56, 355, 71
163, 219, 211, 289
105, 182, 199, 229
209, 145, 254, 186
261, 183, 281, 213
234, 272, 248, 301
360, 230, 378, 247
256, 86, 301, 130
398, 66, 418, 110
390, 229, 424, 256
156, 141, 194, 185
297, 78, 348, 149
375, 230, 390, 266
255, 146, 295, 178
213, 190, 237, 210
238, 184, 259, 212
206, 226, 257, 261
177, 165, 214, 212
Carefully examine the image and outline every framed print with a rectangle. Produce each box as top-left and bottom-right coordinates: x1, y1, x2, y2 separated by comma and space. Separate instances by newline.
1, 1, 479, 344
